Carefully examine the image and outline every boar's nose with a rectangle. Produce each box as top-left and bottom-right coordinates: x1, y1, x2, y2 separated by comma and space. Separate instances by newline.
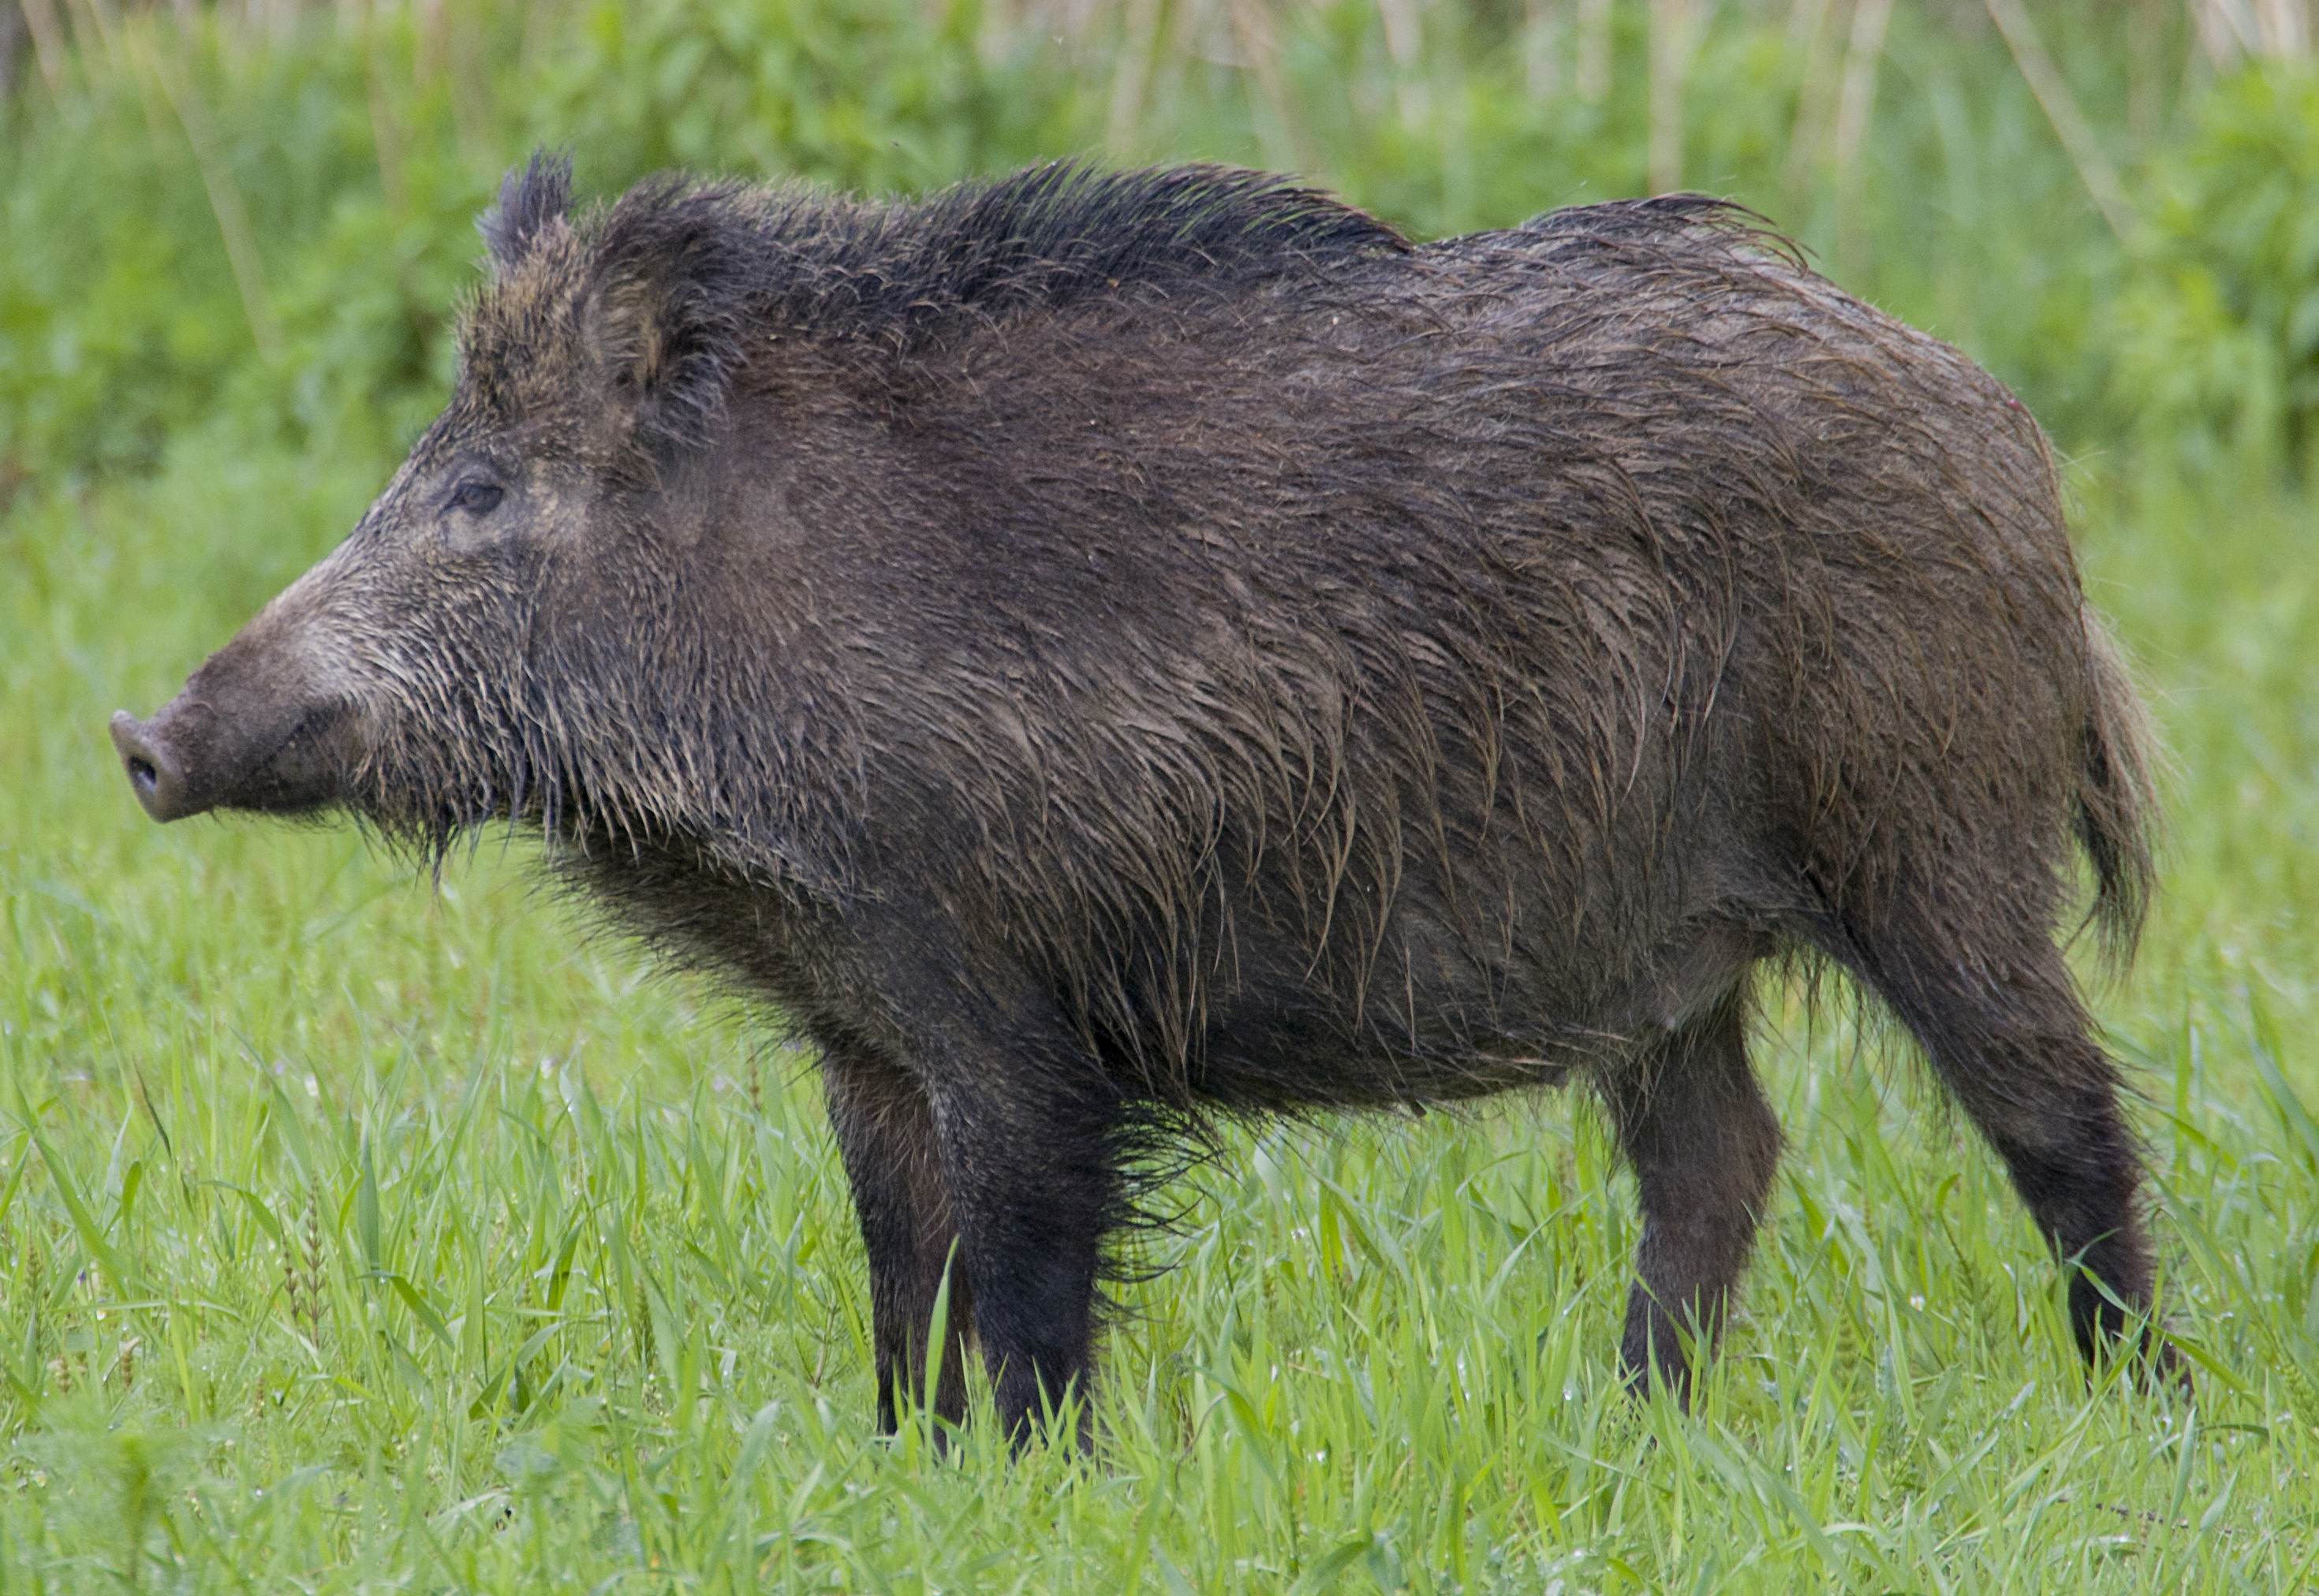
110, 709, 206, 823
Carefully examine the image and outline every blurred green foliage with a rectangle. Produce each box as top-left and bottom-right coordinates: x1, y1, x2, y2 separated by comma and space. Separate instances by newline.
0, 0, 1084, 481
6, 0, 2315, 497
2113, 68, 2319, 479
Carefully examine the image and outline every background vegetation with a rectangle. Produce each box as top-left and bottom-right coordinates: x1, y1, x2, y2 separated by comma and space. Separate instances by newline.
2, 1, 2315, 1588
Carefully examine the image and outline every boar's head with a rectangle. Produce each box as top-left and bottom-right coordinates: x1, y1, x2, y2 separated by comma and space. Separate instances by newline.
111, 155, 767, 862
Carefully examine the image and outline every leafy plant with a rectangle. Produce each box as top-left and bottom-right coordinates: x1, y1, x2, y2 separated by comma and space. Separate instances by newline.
2112, 66, 2319, 480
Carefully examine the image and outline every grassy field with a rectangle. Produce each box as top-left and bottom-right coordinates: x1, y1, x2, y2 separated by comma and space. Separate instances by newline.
6, 3, 2319, 1591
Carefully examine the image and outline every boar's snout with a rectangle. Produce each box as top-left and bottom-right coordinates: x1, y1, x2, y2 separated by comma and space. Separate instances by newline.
109, 656, 353, 826
110, 546, 376, 827
110, 709, 199, 822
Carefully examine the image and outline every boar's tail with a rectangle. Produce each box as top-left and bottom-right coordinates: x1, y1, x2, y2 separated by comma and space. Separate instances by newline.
2074, 612, 2160, 968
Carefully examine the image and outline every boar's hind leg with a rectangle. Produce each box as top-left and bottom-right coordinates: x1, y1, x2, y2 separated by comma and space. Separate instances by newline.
1828, 909, 2182, 1388
822, 1046, 977, 1435
1600, 983, 1782, 1406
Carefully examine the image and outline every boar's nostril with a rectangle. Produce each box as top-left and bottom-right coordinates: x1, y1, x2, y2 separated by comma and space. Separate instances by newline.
110, 709, 200, 823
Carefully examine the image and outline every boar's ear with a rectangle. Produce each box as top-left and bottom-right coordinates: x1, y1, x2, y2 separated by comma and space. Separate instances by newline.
582, 187, 750, 467
479, 149, 573, 272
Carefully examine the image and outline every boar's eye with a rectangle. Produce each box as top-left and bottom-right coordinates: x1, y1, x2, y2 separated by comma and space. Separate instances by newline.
450, 479, 504, 516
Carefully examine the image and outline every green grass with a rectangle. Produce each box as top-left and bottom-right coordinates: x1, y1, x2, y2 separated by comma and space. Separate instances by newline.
0, 395, 2314, 1596
5, 2, 2319, 1589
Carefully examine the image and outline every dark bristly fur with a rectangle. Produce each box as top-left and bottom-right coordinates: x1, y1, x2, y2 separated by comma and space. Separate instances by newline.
112, 155, 2179, 1446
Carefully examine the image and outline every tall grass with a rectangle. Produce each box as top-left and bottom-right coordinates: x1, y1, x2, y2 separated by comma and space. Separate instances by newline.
3, 392, 2314, 1594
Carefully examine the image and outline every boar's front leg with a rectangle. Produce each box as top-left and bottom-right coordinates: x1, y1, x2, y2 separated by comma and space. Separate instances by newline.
920, 1035, 1122, 1451
1598, 983, 1782, 1405
822, 1043, 976, 1435
850, 926, 1122, 1449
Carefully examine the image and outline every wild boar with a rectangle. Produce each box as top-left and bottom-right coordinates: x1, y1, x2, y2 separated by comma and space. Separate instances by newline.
112, 155, 2179, 1442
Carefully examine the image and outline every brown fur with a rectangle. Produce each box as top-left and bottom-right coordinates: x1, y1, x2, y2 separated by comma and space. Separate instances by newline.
112, 156, 2178, 1443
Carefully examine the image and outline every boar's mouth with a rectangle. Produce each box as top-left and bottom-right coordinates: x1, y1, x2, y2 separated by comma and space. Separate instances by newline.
109, 696, 351, 824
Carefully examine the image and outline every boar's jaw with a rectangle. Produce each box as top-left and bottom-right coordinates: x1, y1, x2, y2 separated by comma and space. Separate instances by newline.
110, 690, 354, 824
